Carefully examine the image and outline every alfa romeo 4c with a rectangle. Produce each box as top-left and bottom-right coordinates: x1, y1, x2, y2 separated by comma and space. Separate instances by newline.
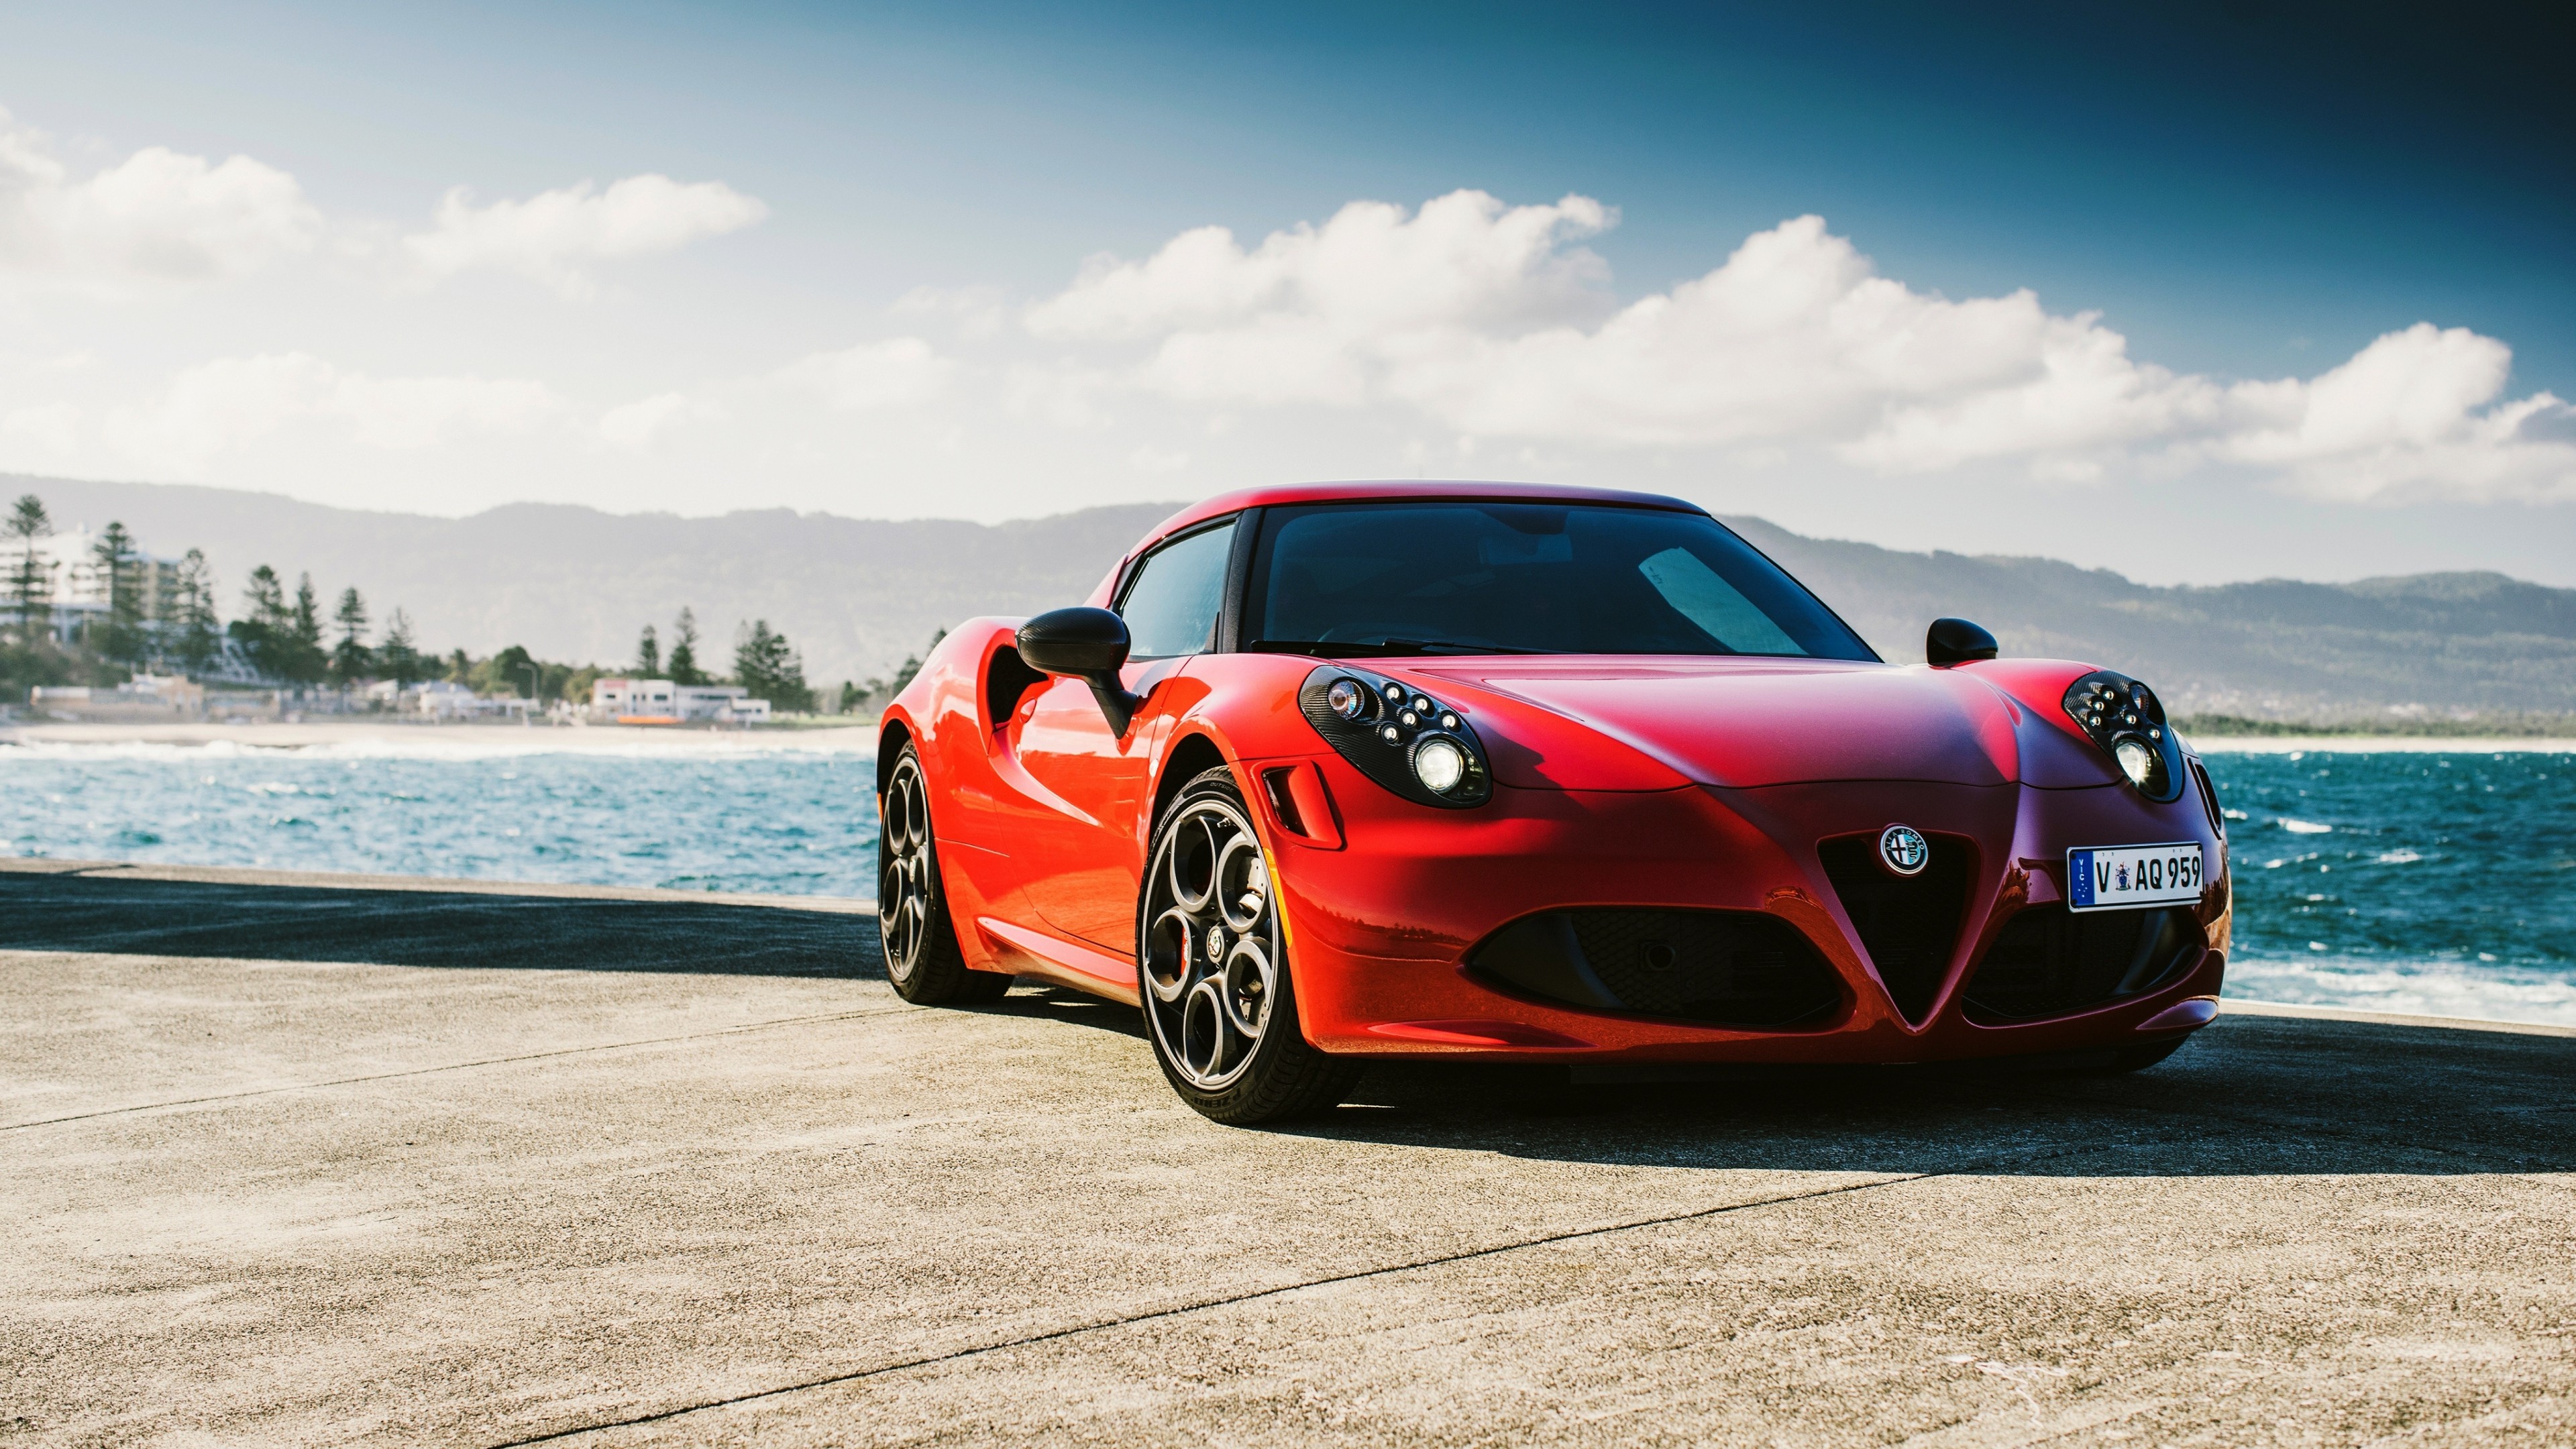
876, 483, 2230, 1123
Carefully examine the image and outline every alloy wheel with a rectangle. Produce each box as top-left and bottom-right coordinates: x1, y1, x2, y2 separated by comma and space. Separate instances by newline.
1142, 796, 1278, 1091
879, 756, 936, 983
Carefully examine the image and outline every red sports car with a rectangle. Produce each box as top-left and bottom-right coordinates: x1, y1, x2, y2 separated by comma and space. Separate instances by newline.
875, 482, 2231, 1123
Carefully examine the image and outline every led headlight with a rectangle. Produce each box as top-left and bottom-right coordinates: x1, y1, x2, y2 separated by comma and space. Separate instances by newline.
2062, 669, 2185, 803
1297, 665, 1492, 808
1411, 735, 1468, 794
2112, 736, 2157, 787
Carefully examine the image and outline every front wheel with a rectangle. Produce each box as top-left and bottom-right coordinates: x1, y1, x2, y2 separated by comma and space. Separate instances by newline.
879, 744, 1012, 1005
1139, 767, 1362, 1125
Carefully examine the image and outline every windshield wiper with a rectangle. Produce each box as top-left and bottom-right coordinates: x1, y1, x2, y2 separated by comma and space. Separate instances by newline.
1249, 638, 1548, 657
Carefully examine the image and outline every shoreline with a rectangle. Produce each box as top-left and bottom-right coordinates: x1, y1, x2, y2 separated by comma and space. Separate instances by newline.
0, 718, 880, 752
2188, 734, 2576, 752
6, 718, 2572, 755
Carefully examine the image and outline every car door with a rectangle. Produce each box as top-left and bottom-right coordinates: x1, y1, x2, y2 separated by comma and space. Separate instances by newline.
1008, 516, 1238, 951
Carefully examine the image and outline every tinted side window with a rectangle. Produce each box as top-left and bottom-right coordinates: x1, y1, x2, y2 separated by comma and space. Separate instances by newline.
1118, 519, 1236, 659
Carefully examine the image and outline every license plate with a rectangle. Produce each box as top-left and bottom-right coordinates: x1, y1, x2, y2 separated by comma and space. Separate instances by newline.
2067, 843, 2205, 911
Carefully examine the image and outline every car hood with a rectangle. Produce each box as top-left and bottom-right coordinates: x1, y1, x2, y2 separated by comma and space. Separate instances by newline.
1403, 657, 2116, 791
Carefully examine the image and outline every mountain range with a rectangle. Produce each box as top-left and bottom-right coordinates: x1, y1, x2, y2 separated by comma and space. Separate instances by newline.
13, 474, 2573, 718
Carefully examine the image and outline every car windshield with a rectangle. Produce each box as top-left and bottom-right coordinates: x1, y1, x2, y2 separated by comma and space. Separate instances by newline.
1244, 501, 1876, 659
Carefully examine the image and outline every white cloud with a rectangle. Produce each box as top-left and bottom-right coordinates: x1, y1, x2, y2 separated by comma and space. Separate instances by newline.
2206, 325, 2576, 504
893, 283, 1006, 339
0, 108, 319, 289
1, 401, 79, 453
773, 337, 955, 411
1026, 190, 1612, 409
1025, 195, 2576, 505
597, 391, 722, 452
404, 174, 767, 296
109, 353, 559, 469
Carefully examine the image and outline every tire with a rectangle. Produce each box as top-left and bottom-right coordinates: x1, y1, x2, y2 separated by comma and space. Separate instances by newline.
1138, 766, 1362, 1125
878, 743, 1012, 1006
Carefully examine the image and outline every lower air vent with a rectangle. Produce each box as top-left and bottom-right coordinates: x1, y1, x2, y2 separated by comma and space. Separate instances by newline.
1469, 909, 1841, 1029
1816, 834, 1972, 1024
1963, 905, 2204, 1022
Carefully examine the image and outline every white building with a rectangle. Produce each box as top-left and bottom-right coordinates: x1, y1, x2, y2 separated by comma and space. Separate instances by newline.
26, 674, 207, 718
590, 678, 769, 724
395, 679, 535, 720
9, 525, 185, 647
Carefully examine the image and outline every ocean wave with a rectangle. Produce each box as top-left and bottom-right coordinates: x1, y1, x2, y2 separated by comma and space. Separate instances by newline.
2226, 953, 2576, 1028
2193, 739, 2576, 755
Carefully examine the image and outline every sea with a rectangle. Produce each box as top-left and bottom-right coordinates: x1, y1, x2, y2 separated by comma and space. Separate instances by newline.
4, 734, 2570, 1027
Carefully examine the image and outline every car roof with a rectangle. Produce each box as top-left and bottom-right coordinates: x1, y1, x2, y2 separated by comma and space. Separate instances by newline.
1138, 480, 1707, 551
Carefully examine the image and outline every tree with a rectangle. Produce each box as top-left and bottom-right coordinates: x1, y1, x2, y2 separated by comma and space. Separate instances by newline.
490, 643, 543, 699
329, 587, 372, 687
89, 522, 145, 666
232, 564, 290, 678
172, 550, 221, 676
6, 494, 55, 645
285, 574, 327, 686
732, 619, 813, 712
667, 607, 704, 685
634, 623, 661, 678
837, 680, 863, 714
445, 647, 472, 684
378, 608, 421, 688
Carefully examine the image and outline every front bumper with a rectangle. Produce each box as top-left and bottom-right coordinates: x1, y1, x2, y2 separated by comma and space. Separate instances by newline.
1249, 753, 2231, 1063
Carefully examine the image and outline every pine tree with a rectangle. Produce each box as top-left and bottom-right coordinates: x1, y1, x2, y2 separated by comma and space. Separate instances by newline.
288, 574, 327, 686
732, 619, 813, 712
235, 565, 290, 678
378, 608, 421, 688
635, 623, 661, 678
6, 494, 55, 646
668, 607, 704, 686
329, 587, 372, 687
173, 550, 220, 676
90, 522, 144, 666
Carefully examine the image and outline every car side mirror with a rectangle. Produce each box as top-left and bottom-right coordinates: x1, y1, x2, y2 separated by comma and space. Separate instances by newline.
1016, 606, 1146, 736
1925, 616, 1999, 667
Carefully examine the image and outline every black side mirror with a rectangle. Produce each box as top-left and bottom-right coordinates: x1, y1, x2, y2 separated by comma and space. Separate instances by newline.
1016, 606, 1146, 736
1925, 617, 1999, 667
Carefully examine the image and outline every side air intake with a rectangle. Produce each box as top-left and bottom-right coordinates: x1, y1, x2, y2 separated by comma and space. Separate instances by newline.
1815, 834, 1972, 1025
1963, 904, 2205, 1022
1469, 909, 1843, 1030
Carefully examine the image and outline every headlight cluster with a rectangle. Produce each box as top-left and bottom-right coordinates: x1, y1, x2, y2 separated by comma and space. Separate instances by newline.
2061, 669, 2186, 803
1298, 665, 1493, 808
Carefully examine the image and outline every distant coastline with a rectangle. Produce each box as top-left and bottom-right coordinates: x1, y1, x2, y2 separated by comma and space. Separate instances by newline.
6, 716, 2569, 757
0, 718, 878, 753
2174, 711, 2576, 740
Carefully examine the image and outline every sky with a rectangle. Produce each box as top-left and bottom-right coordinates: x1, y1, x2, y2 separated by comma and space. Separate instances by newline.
1, 0, 2571, 584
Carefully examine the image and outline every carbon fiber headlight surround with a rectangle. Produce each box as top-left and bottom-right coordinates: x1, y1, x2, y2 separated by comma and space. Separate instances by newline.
2062, 669, 2187, 803
1297, 664, 1493, 808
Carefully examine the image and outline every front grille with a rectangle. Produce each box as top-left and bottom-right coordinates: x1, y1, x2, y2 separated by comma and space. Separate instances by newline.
1815, 834, 1972, 1024
1469, 909, 1842, 1029
1963, 904, 2204, 1021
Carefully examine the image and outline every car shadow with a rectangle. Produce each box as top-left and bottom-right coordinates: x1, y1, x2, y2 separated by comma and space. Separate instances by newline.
1291, 1013, 2576, 1177
0, 871, 881, 978
15, 870, 2567, 1179
969, 973, 2576, 1177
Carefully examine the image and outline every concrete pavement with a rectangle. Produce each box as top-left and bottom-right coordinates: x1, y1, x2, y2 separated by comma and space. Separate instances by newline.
3, 862, 2572, 1446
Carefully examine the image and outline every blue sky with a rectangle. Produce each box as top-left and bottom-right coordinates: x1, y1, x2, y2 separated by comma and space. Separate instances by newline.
2, 0, 2571, 582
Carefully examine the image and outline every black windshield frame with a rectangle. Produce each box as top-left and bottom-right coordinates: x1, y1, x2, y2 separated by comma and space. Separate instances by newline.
1236, 500, 1880, 661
